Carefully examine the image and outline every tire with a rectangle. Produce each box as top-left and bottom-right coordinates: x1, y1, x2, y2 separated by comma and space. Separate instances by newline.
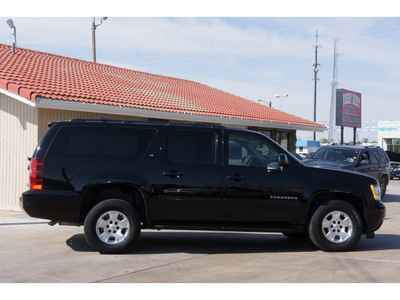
379, 177, 388, 198
84, 199, 141, 254
308, 200, 362, 252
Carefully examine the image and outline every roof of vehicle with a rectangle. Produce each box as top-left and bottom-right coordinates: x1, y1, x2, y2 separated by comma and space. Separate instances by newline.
50, 118, 227, 129
319, 145, 383, 151
0, 43, 324, 130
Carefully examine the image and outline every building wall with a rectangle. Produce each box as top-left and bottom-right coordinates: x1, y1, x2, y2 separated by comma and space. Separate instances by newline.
378, 130, 400, 153
0, 95, 38, 211
38, 108, 147, 139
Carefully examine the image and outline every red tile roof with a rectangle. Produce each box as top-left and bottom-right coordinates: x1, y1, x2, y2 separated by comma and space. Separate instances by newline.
0, 44, 323, 129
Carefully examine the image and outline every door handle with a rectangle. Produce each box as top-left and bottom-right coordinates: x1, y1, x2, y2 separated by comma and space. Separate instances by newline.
227, 174, 245, 182
163, 170, 183, 178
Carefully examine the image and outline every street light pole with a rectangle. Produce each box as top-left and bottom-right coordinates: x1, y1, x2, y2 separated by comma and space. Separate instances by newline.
6, 19, 16, 53
258, 99, 272, 107
91, 17, 108, 63
275, 94, 289, 111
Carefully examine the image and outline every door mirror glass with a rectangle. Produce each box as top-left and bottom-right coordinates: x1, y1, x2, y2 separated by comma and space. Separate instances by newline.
279, 153, 289, 167
268, 153, 289, 171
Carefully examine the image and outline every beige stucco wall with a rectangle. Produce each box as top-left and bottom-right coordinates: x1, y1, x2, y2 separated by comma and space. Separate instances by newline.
37, 108, 147, 139
0, 94, 38, 211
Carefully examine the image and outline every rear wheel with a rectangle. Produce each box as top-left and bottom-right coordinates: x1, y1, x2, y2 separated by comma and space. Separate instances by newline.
84, 199, 141, 254
309, 200, 362, 252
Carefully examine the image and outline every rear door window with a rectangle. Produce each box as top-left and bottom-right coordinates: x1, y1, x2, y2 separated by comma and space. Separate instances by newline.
166, 130, 217, 165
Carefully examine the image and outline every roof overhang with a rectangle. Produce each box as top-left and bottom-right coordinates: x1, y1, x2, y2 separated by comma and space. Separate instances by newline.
0, 87, 36, 107
0, 88, 325, 132
35, 97, 325, 132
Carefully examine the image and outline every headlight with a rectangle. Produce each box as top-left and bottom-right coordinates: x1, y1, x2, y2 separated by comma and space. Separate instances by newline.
370, 184, 381, 201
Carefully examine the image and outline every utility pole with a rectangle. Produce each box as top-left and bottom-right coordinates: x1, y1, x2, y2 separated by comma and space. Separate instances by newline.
328, 39, 341, 143
91, 17, 108, 63
312, 30, 322, 141
92, 18, 97, 62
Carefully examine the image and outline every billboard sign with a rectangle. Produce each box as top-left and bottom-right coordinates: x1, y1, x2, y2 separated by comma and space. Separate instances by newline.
336, 89, 362, 128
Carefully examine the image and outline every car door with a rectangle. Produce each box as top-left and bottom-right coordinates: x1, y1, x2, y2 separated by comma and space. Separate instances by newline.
156, 127, 222, 222
357, 150, 380, 179
222, 130, 305, 226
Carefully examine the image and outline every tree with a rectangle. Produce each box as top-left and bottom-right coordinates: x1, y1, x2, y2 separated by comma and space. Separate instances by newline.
320, 138, 328, 144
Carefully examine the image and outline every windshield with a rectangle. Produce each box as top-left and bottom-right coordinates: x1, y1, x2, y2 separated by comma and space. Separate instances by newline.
312, 148, 360, 164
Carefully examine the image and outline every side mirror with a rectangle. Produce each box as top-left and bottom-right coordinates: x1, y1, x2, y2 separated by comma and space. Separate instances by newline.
279, 153, 289, 167
267, 154, 289, 171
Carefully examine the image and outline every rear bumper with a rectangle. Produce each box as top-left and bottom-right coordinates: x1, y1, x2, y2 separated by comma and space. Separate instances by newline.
21, 190, 83, 224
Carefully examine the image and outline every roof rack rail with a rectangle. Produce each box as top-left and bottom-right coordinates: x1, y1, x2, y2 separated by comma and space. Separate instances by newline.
181, 121, 225, 129
69, 117, 111, 122
184, 121, 206, 126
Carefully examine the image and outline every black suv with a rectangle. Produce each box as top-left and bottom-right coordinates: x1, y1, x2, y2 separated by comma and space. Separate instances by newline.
304, 145, 390, 197
22, 119, 385, 254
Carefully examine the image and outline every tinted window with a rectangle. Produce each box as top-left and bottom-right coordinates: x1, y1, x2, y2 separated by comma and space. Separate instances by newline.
228, 133, 280, 168
378, 151, 389, 163
313, 148, 360, 164
167, 130, 216, 164
47, 126, 156, 159
369, 151, 379, 164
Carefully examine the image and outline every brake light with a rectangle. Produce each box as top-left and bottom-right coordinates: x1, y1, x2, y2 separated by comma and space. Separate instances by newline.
30, 157, 44, 190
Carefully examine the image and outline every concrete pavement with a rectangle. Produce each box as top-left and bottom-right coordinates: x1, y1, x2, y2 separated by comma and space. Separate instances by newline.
1, 180, 400, 283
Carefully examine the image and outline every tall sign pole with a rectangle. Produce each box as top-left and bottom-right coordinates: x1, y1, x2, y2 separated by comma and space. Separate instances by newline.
336, 89, 362, 144
312, 30, 322, 141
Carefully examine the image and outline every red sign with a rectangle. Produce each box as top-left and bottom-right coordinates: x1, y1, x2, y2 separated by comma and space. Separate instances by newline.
336, 89, 362, 128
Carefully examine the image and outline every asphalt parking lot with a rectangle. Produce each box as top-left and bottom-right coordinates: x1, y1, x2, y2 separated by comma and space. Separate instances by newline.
1, 180, 400, 283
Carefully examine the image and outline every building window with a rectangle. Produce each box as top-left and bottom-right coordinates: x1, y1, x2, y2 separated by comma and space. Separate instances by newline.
258, 130, 272, 138
276, 131, 288, 149
386, 138, 400, 153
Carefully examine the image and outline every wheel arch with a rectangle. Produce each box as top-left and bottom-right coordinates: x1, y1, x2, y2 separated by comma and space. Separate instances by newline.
80, 183, 148, 225
307, 191, 367, 234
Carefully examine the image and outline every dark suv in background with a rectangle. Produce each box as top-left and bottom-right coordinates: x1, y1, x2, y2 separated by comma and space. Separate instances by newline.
22, 119, 385, 254
304, 145, 390, 197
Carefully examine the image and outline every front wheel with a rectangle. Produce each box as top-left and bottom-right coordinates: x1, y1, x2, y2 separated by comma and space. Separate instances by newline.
84, 199, 141, 254
309, 200, 362, 252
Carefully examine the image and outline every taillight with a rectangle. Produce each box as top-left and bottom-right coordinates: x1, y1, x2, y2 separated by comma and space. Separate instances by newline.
30, 157, 44, 190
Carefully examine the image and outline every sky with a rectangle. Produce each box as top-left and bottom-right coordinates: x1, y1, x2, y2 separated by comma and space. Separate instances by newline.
1, 1, 399, 142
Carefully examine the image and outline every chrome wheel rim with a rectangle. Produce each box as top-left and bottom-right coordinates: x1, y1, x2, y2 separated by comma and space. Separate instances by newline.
321, 211, 353, 243
96, 210, 130, 245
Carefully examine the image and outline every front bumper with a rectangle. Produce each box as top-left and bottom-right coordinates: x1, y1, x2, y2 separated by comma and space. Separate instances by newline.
21, 190, 83, 224
366, 200, 386, 234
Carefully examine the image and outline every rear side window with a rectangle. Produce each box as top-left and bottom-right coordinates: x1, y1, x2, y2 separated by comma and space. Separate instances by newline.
378, 151, 389, 164
369, 151, 379, 164
46, 126, 156, 159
